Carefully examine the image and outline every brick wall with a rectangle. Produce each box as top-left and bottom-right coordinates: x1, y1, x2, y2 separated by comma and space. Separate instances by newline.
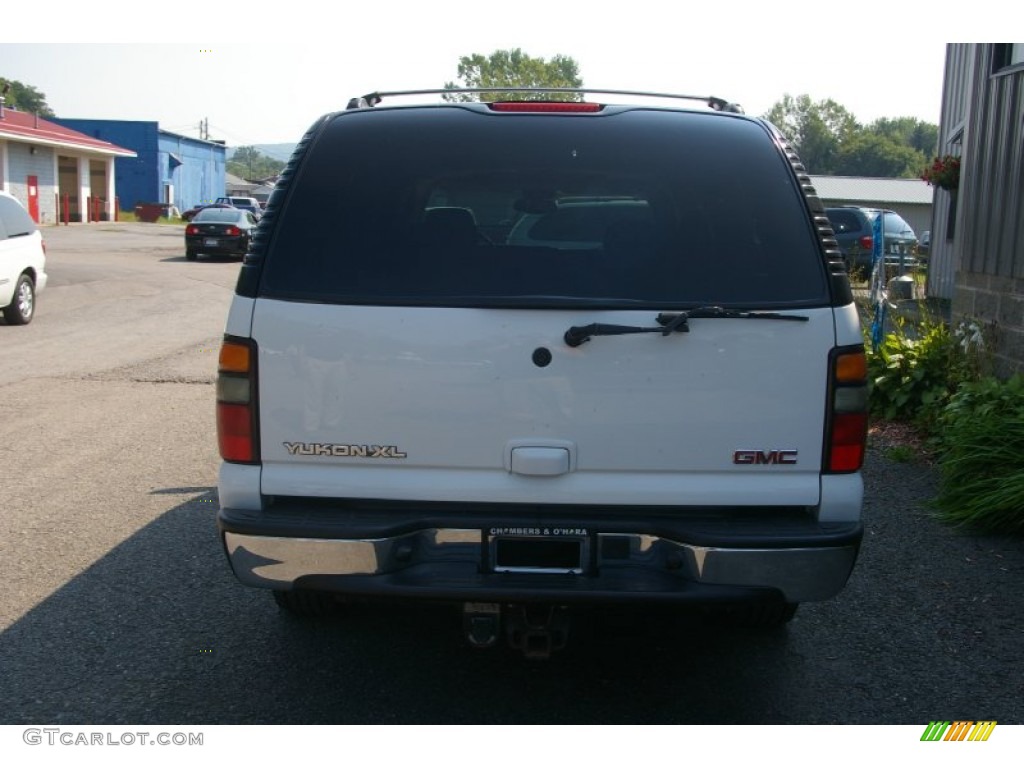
953, 270, 1024, 377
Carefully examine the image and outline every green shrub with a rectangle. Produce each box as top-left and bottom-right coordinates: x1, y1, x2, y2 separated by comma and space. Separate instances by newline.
933, 375, 1024, 533
866, 317, 956, 426
864, 312, 991, 431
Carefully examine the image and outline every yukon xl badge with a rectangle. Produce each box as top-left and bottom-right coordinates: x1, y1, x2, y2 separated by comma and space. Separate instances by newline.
284, 442, 407, 459
733, 449, 798, 465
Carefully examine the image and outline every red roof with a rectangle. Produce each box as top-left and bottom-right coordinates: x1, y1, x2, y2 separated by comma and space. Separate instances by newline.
0, 108, 135, 156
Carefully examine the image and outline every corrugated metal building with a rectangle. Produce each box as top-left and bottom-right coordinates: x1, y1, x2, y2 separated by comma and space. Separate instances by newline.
935, 44, 1024, 377
49, 119, 226, 213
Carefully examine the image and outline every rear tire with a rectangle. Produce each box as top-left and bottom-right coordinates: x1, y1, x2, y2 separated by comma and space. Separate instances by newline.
272, 589, 342, 618
3, 273, 35, 325
185, 248, 197, 261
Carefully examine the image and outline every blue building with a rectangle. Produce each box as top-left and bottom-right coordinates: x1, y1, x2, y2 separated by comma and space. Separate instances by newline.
49, 118, 226, 212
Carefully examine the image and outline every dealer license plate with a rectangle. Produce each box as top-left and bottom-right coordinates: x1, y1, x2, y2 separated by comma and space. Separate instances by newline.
485, 527, 589, 574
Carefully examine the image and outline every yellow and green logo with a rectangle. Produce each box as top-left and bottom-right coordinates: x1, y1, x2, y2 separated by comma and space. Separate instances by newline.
920, 721, 997, 741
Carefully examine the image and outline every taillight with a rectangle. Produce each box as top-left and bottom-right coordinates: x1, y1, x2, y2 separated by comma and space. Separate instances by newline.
217, 337, 258, 463
490, 101, 602, 112
186, 225, 198, 236
825, 347, 868, 473
224, 226, 241, 236
858, 235, 873, 251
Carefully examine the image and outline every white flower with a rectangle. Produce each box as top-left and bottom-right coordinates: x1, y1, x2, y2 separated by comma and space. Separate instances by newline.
956, 320, 984, 352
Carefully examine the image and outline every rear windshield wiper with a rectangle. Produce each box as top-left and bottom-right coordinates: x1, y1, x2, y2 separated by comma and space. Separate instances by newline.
563, 306, 808, 347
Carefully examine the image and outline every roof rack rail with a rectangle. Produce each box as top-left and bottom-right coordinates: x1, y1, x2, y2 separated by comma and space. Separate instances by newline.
344, 88, 744, 114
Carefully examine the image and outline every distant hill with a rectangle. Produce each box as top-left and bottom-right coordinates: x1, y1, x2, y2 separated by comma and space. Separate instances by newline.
227, 143, 297, 161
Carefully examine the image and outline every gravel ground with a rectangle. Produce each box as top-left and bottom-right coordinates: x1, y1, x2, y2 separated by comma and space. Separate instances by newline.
832, 440, 1024, 723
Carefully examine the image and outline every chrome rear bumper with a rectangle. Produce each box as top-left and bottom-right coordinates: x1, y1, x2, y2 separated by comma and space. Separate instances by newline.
223, 525, 859, 604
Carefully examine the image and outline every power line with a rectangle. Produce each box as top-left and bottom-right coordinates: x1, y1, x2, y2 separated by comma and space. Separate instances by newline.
162, 123, 202, 134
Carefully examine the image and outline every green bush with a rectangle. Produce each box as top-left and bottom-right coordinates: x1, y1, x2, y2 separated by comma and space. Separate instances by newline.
933, 375, 1024, 533
866, 317, 956, 427
865, 312, 991, 431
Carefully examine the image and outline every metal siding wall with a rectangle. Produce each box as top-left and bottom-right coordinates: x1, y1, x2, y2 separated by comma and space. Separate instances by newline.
157, 133, 226, 210
963, 54, 990, 277
952, 45, 1024, 377
962, 49, 1024, 279
7, 144, 58, 224
184, 139, 214, 209
156, 134, 174, 207
998, 74, 1023, 279
50, 119, 160, 208
891, 204, 931, 237
123, 124, 159, 208
927, 45, 971, 300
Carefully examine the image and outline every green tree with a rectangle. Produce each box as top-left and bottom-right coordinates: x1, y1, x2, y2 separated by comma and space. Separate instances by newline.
834, 132, 927, 178
763, 94, 859, 174
442, 49, 583, 102
227, 147, 284, 181
763, 94, 939, 177
866, 116, 938, 158
0, 78, 55, 117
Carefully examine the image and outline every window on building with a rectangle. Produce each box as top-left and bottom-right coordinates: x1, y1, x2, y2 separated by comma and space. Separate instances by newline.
946, 194, 957, 242
992, 44, 1024, 73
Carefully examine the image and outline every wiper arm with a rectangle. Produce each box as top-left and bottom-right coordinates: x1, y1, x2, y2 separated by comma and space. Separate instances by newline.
564, 307, 807, 347
564, 313, 691, 347
657, 306, 810, 325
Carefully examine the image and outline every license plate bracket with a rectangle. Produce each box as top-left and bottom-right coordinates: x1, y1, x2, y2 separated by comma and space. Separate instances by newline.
485, 528, 590, 574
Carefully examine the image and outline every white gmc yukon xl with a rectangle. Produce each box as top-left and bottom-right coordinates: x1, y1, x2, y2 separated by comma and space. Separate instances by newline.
216, 89, 867, 656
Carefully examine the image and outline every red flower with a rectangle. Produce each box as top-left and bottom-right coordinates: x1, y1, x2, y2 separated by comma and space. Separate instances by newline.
921, 155, 960, 190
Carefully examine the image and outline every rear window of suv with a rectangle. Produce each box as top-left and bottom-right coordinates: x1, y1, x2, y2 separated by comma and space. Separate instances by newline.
260, 107, 829, 309
826, 209, 864, 234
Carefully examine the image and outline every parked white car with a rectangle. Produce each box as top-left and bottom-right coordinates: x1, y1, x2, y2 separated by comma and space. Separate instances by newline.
0, 190, 47, 325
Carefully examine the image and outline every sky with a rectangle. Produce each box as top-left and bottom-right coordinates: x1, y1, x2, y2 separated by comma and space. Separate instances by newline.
0, 3, 997, 155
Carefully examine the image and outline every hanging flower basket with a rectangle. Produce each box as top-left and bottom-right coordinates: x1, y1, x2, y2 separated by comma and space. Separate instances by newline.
921, 154, 960, 191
